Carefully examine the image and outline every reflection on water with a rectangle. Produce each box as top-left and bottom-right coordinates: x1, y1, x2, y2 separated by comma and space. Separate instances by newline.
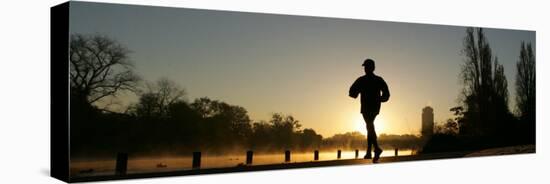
71, 149, 412, 177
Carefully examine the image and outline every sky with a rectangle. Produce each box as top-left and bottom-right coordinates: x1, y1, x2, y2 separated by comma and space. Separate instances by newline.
69, 1, 535, 137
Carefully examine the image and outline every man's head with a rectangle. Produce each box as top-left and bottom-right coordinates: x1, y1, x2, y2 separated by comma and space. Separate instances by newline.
362, 58, 375, 74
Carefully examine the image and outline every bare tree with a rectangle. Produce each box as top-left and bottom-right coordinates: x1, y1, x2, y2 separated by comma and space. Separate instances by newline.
515, 42, 536, 121
148, 78, 187, 116
493, 57, 509, 108
69, 33, 139, 107
460, 28, 494, 105
132, 78, 186, 118
459, 28, 510, 135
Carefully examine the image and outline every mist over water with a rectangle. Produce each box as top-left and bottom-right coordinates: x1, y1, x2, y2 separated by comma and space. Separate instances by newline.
71, 149, 412, 177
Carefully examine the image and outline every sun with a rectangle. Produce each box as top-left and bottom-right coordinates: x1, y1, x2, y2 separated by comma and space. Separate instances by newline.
353, 113, 386, 135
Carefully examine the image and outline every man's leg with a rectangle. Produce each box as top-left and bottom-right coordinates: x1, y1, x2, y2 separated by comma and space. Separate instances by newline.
365, 125, 373, 159
363, 113, 375, 159
364, 114, 379, 148
363, 113, 382, 162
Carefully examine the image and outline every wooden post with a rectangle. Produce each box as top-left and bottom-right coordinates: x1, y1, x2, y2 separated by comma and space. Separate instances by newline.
285, 150, 291, 162
337, 150, 341, 159
355, 149, 359, 158
192, 152, 201, 169
314, 150, 319, 161
395, 148, 398, 157
246, 151, 253, 165
115, 153, 128, 175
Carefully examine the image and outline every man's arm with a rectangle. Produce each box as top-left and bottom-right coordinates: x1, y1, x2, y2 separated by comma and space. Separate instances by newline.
349, 78, 360, 98
380, 78, 390, 102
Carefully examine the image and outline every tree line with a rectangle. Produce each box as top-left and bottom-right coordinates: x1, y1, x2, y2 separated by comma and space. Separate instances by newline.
423, 28, 535, 153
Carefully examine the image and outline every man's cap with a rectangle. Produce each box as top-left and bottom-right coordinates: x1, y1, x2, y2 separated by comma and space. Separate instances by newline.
362, 58, 375, 66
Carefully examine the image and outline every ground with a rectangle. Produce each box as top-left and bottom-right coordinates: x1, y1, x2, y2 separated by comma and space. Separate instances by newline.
465, 145, 535, 157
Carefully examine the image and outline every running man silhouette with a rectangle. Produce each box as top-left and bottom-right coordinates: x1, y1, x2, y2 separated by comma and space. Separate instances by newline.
349, 58, 390, 163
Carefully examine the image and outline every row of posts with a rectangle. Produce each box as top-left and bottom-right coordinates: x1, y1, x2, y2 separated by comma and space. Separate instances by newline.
114, 148, 400, 175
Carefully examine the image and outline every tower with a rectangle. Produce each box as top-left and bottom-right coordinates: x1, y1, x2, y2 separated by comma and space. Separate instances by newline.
422, 106, 434, 137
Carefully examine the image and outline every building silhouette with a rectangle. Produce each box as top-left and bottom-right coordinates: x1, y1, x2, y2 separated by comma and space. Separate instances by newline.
421, 106, 434, 137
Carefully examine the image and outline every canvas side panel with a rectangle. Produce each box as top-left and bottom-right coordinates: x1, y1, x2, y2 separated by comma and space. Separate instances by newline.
50, 1, 70, 182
